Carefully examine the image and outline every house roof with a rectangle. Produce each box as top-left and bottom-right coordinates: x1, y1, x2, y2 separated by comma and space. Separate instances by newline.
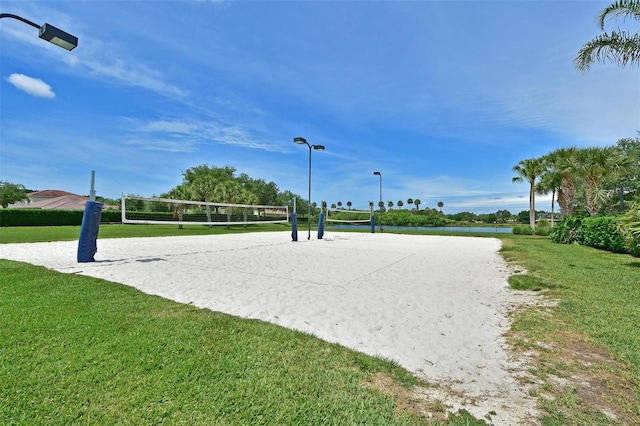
26, 195, 89, 210
7, 190, 89, 210
28, 190, 81, 198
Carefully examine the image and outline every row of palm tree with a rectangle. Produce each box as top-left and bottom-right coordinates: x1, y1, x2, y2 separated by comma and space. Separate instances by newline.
512, 141, 636, 230
512, 0, 639, 231
332, 199, 428, 211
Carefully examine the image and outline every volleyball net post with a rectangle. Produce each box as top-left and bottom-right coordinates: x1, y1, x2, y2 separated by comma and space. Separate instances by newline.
318, 211, 324, 239
291, 212, 298, 241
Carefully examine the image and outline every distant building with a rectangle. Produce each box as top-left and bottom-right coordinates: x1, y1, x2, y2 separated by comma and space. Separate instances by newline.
8, 190, 89, 210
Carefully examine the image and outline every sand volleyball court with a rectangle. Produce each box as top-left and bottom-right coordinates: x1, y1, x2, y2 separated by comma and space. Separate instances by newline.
1, 231, 540, 424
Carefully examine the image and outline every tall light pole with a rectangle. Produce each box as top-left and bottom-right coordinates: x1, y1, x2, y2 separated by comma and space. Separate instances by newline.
1, 14, 78, 50
294, 137, 325, 240
373, 171, 383, 232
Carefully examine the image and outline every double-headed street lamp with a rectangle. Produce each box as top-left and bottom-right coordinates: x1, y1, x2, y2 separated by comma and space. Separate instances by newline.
294, 137, 325, 240
373, 171, 383, 232
1, 13, 78, 50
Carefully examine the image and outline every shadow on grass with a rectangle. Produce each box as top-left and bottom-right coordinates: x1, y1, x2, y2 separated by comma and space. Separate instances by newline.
508, 274, 559, 291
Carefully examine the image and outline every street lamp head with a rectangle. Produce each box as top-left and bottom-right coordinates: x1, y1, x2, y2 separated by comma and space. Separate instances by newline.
39, 23, 78, 50
0, 14, 78, 51
312, 144, 325, 151
293, 137, 307, 145
373, 171, 381, 176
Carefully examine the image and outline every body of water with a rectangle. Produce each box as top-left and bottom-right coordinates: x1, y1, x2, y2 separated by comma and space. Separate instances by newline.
325, 224, 513, 234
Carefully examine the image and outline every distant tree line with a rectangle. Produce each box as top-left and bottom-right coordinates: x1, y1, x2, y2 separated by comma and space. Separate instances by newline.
157, 164, 306, 217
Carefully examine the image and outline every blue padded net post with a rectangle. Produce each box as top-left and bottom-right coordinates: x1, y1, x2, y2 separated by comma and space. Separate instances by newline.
370, 215, 375, 233
291, 212, 298, 241
77, 200, 103, 262
317, 213, 324, 239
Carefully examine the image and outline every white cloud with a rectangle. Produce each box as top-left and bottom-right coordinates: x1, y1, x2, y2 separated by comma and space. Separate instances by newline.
82, 56, 187, 99
126, 118, 286, 153
6, 73, 55, 98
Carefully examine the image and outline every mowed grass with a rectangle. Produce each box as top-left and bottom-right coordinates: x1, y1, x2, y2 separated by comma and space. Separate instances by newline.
0, 223, 293, 244
500, 237, 640, 424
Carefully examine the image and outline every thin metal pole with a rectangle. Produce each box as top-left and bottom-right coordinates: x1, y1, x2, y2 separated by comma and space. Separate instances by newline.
90, 170, 96, 201
307, 144, 312, 240
377, 173, 383, 232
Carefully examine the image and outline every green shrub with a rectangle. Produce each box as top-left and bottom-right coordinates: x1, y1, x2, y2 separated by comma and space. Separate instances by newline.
101, 210, 122, 223
550, 215, 584, 244
537, 219, 550, 228
534, 226, 550, 236
578, 216, 626, 253
0, 208, 121, 227
550, 214, 630, 255
375, 210, 446, 227
512, 224, 532, 235
617, 203, 640, 257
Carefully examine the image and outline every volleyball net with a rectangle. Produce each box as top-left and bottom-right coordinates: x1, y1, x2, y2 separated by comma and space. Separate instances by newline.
325, 208, 373, 226
121, 195, 289, 226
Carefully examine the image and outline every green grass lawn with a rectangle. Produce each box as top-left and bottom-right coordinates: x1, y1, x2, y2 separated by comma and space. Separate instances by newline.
500, 236, 640, 425
0, 223, 293, 243
1, 225, 639, 424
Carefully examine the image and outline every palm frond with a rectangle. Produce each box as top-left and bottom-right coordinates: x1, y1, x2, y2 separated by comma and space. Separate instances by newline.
574, 31, 640, 71
598, 0, 640, 29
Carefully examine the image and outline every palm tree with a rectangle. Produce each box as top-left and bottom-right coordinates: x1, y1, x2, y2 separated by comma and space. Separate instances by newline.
437, 201, 444, 215
575, 0, 640, 71
407, 198, 414, 212
414, 199, 421, 212
387, 200, 394, 210
238, 189, 259, 228
346, 201, 352, 210
574, 146, 629, 215
545, 147, 579, 217
337, 201, 342, 209
512, 157, 545, 230
213, 180, 244, 228
615, 135, 640, 209
536, 168, 562, 227
166, 184, 192, 229
191, 176, 217, 223
397, 200, 404, 209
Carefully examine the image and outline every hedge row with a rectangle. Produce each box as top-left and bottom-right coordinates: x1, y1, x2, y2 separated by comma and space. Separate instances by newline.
550, 215, 638, 256
375, 210, 447, 227
0, 209, 122, 227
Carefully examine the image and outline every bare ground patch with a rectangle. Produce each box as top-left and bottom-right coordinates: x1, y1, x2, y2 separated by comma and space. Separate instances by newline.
507, 323, 639, 424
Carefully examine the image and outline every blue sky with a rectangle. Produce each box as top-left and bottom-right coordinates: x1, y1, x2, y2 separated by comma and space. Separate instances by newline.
1, 1, 638, 214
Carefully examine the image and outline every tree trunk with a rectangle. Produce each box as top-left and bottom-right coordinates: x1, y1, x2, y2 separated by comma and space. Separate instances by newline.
551, 190, 556, 227
558, 175, 575, 216
529, 182, 536, 231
